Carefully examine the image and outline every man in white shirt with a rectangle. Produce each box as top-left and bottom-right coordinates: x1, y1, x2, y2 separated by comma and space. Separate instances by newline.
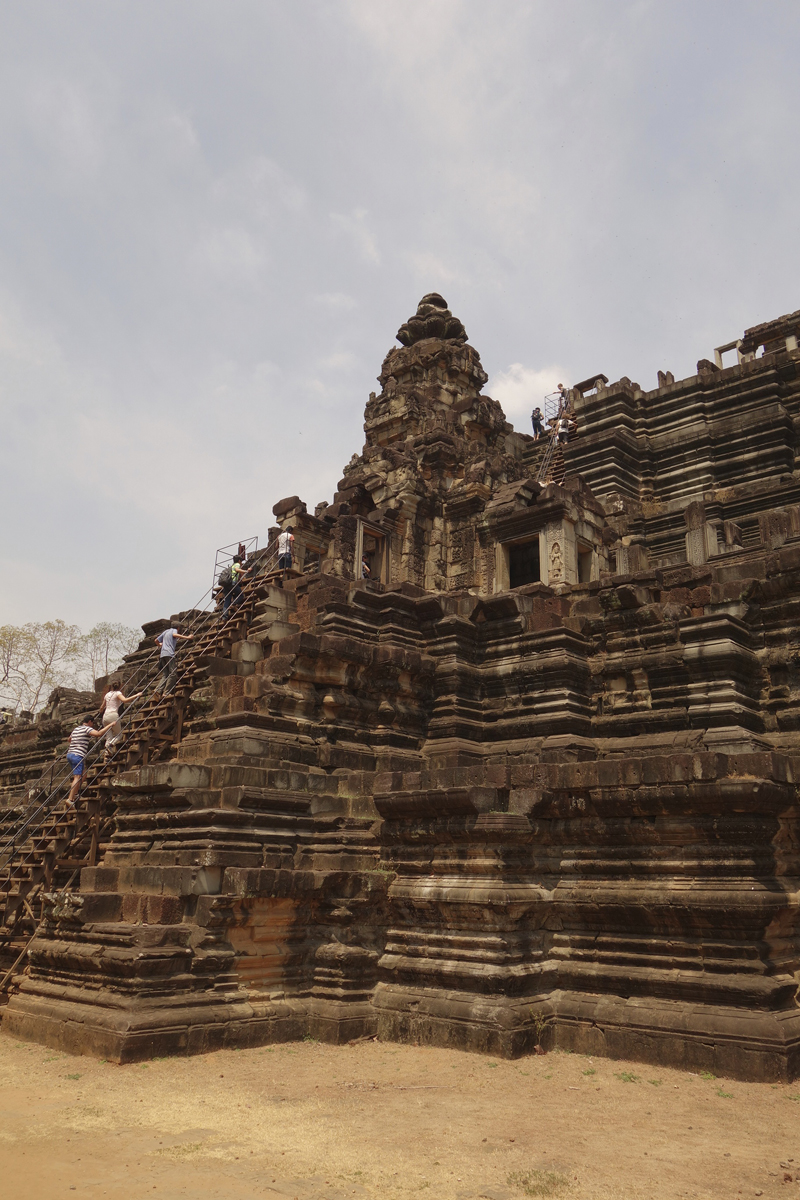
277, 527, 295, 572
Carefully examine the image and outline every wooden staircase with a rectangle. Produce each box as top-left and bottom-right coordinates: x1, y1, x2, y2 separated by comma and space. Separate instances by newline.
0, 544, 281, 986
522, 427, 568, 486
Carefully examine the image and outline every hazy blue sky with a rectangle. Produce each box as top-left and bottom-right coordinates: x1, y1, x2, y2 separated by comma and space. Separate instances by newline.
2, 1, 798, 630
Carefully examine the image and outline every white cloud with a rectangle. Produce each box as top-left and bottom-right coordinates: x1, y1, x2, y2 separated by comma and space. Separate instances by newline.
320, 351, 360, 371
193, 224, 268, 283
314, 292, 357, 310
405, 251, 466, 288
330, 208, 381, 265
343, 0, 496, 145
1, 1, 800, 631
22, 73, 110, 183
488, 364, 570, 432
210, 154, 307, 218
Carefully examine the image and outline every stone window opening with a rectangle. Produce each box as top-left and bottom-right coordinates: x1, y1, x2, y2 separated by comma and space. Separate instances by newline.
355, 521, 386, 583
714, 340, 743, 369
574, 373, 609, 398
491, 787, 510, 813
508, 538, 541, 589
577, 542, 593, 584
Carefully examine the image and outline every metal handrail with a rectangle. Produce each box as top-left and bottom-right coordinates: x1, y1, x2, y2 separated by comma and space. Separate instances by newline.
0, 537, 282, 884
0, 549, 281, 953
536, 392, 572, 485
0, 596, 214, 859
212, 536, 258, 594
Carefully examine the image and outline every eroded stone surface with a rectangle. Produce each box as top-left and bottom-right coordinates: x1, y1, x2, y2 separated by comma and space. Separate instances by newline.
5, 297, 800, 1081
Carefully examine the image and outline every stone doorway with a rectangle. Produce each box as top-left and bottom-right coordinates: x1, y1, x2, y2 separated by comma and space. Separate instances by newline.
509, 538, 540, 588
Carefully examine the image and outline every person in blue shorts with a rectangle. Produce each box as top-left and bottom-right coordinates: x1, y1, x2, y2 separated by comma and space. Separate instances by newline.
66, 717, 105, 805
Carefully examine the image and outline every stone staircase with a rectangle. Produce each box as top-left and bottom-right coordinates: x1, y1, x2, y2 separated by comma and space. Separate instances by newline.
0, 548, 290, 988
522, 431, 567, 485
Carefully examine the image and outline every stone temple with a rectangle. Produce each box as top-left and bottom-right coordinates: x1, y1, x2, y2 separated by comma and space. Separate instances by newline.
3, 292, 800, 1081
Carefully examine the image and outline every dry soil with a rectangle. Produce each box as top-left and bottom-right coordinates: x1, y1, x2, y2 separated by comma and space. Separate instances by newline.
0, 1032, 798, 1200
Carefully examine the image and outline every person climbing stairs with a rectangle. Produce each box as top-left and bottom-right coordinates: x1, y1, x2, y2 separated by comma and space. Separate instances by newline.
0, 535, 286, 990
521, 389, 575, 486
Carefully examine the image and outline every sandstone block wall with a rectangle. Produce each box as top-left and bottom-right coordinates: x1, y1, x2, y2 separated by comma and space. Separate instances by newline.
4, 296, 800, 1081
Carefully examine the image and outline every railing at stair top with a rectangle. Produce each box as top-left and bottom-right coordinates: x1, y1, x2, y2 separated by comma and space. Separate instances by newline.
535, 390, 571, 485
2, 535, 284, 853
0, 535, 283, 941
212, 536, 258, 595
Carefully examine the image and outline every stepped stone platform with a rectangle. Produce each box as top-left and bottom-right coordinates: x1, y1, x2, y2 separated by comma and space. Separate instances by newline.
4, 293, 800, 1080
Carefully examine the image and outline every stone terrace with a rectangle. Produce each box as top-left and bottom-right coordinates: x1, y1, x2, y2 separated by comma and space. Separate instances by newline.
4, 294, 800, 1081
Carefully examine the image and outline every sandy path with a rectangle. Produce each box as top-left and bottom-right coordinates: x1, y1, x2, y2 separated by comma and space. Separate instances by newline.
0, 1033, 798, 1199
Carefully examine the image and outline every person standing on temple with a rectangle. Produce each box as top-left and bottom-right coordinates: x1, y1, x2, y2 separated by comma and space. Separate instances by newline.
155, 623, 193, 695
100, 681, 143, 760
531, 406, 544, 440
557, 382, 570, 411
66, 717, 105, 805
277, 526, 295, 573
228, 554, 248, 613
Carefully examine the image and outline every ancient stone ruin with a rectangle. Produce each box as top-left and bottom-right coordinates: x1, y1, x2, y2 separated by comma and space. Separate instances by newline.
3, 293, 800, 1081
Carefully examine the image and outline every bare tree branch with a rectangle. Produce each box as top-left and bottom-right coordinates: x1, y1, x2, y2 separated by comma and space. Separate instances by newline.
78, 623, 141, 688
0, 620, 140, 713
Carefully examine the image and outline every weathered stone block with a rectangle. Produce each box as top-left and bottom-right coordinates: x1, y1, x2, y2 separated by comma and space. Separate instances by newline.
8, 295, 800, 1084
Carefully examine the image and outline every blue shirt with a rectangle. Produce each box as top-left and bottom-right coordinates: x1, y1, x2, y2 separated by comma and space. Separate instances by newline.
157, 628, 179, 658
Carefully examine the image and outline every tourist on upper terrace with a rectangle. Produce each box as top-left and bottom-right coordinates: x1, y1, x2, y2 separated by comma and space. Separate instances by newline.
100, 681, 143, 760
277, 526, 295, 573
227, 554, 248, 614
155, 623, 193, 695
362, 556, 371, 578
557, 382, 569, 409
217, 553, 254, 615
216, 566, 233, 612
66, 717, 105, 805
530, 406, 544, 439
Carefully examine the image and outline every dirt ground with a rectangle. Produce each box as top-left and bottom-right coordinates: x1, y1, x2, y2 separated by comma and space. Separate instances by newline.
0, 1033, 798, 1200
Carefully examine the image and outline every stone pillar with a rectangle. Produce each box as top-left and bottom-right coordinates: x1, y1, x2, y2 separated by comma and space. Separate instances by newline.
684, 502, 718, 566
616, 536, 648, 575
759, 507, 800, 549
494, 541, 510, 593
543, 520, 577, 586
397, 496, 421, 587
722, 520, 743, 552
307, 940, 379, 1044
